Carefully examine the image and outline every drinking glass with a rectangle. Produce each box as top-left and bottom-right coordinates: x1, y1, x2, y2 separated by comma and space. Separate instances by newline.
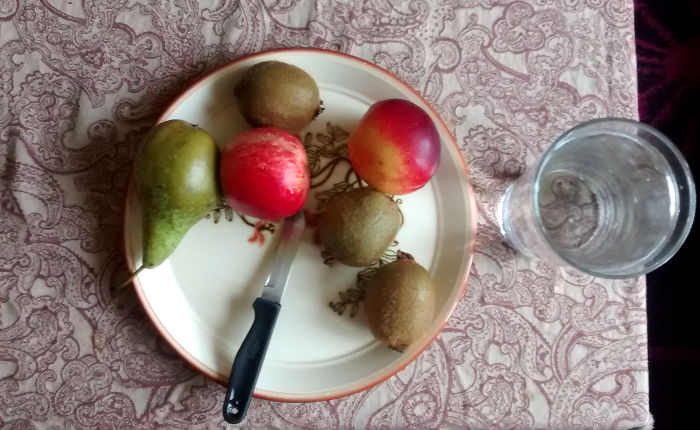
499, 118, 696, 278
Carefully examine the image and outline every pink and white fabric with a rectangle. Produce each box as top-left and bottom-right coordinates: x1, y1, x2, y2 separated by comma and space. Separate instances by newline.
0, 1, 651, 428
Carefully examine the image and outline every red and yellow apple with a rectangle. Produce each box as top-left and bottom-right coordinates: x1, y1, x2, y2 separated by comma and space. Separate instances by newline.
348, 99, 441, 195
220, 127, 310, 219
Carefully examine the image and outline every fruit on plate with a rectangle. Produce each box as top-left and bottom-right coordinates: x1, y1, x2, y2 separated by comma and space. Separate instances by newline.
220, 127, 310, 220
348, 99, 440, 195
134, 119, 220, 269
364, 254, 436, 352
235, 61, 321, 134
318, 187, 402, 267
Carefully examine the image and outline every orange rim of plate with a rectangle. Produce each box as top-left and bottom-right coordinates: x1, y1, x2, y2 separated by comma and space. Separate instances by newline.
124, 47, 478, 403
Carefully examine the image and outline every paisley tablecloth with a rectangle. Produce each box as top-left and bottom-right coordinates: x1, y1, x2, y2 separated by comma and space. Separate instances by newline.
0, 1, 651, 429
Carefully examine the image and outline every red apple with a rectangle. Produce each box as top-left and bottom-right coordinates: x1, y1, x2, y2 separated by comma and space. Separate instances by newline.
348, 99, 441, 195
220, 127, 310, 219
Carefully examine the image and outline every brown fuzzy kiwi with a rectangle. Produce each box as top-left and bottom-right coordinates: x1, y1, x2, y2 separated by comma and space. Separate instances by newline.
364, 255, 435, 352
318, 187, 402, 267
235, 61, 321, 134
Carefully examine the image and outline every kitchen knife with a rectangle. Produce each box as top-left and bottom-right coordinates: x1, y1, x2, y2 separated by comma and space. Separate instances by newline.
222, 210, 305, 424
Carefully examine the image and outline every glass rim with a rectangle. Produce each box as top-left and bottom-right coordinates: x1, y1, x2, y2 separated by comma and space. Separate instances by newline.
531, 117, 697, 279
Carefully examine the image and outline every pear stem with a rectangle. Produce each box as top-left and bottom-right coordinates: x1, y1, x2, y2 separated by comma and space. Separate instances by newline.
114, 265, 146, 291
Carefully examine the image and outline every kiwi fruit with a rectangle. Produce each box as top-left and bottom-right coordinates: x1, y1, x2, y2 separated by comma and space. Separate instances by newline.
235, 61, 321, 134
364, 255, 436, 352
318, 187, 402, 267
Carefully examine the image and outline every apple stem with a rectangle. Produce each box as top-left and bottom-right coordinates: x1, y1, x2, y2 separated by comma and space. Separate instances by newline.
114, 265, 146, 291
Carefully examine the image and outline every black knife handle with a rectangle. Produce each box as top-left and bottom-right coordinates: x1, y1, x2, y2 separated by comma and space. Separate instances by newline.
222, 297, 280, 424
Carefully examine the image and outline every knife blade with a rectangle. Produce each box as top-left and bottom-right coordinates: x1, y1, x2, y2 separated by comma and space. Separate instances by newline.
260, 210, 305, 304
222, 210, 305, 424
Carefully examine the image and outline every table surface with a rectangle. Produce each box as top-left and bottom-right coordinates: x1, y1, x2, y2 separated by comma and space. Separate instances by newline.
0, 1, 651, 429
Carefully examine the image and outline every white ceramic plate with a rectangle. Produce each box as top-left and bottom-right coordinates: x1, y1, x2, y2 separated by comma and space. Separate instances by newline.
124, 48, 476, 402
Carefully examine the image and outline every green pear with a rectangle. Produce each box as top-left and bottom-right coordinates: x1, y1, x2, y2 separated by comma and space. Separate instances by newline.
134, 119, 220, 268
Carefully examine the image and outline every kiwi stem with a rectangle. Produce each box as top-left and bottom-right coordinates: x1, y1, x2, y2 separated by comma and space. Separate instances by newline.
114, 265, 146, 291
390, 344, 408, 353
396, 250, 415, 261
313, 101, 325, 118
